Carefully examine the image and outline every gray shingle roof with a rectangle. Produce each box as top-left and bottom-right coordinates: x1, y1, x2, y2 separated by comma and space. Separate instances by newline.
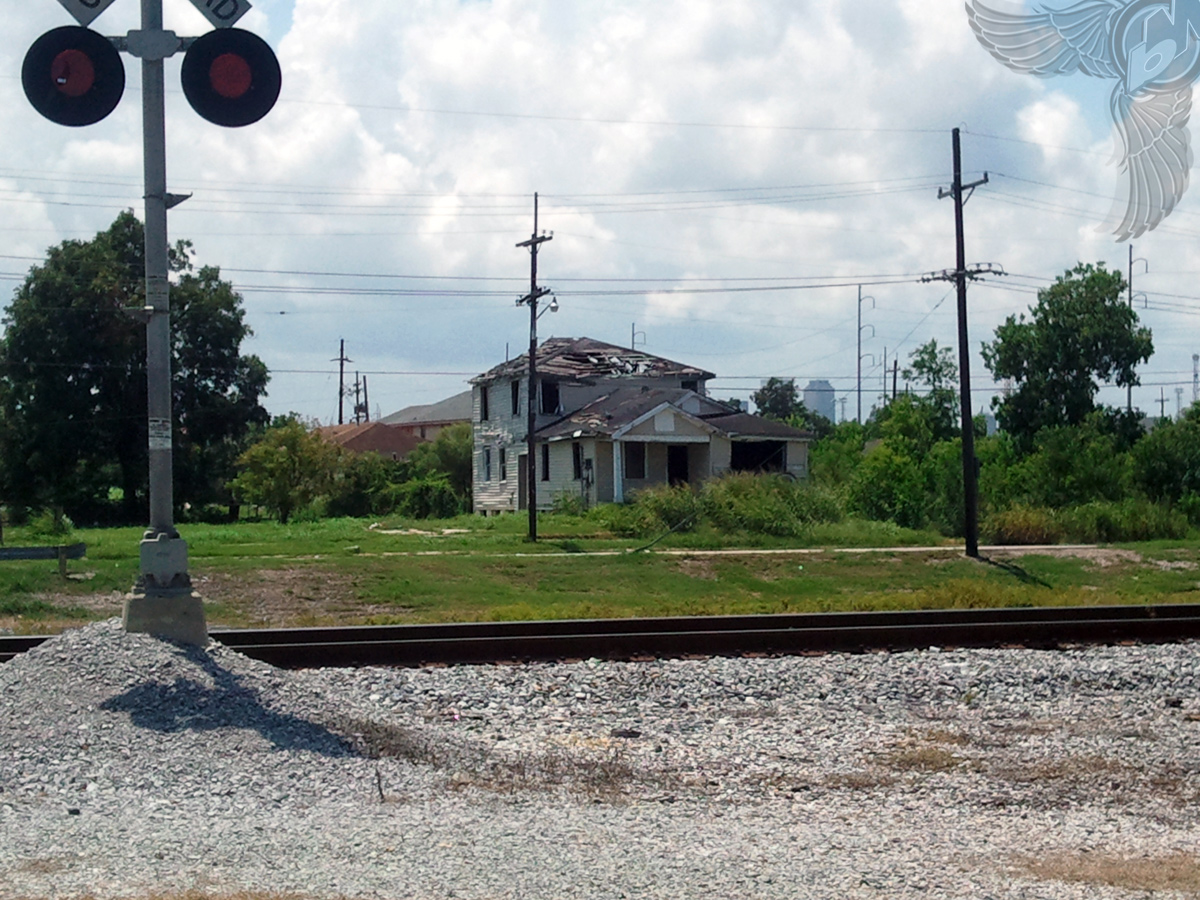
472, 337, 714, 385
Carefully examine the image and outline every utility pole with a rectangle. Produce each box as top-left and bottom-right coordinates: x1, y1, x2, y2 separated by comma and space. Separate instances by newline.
1158, 387, 1168, 419
857, 286, 875, 423
352, 372, 368, 424
935, 127, 990, 559
892, 360, 899, 401
631, 323, 646, 351
1127, 245, 1148, 413
516, 193, 553, 542
1193, 353, 1198, 405
333, 340, 351, 425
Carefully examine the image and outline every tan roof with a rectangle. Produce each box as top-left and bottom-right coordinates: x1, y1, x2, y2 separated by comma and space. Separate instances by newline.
315, 422, 423, 457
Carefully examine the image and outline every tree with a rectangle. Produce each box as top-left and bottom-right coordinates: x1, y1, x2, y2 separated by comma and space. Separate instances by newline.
404, 422, 473, 503
902, 338, 959, 443
0, 212, 268, 522
228, 417, 339, 523
981, 263, 1152, 447
1132, 403, 1200, 506
751, 377, 803, 420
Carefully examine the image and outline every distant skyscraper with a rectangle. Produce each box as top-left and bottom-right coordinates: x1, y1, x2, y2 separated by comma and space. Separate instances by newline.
803, 380, 836, 422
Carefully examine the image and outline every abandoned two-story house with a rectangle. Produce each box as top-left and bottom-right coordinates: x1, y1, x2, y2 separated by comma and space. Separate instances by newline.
471, 336, 812, 514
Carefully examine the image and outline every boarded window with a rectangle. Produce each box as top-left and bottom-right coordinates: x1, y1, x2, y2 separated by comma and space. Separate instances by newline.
572, 442, 583, 480
624, 442, 645, 479
541, 443, 550, 481
511, 380, 520, 416
480, 386, 489, 421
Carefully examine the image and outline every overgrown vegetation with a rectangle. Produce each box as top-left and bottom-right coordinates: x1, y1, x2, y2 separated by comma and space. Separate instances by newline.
228, 420, 473, 523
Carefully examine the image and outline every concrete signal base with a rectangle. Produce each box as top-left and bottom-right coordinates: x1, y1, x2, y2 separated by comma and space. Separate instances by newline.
123, 589, 207, 646
123, 535, 207, 646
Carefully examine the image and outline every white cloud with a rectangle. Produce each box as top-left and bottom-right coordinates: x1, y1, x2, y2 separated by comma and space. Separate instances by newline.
0, 0, 1193, 423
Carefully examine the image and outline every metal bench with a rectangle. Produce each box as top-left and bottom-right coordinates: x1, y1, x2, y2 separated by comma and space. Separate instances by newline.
0, 543, 87, 577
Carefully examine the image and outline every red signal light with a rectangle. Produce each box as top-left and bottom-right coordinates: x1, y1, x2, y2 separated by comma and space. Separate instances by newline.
210, 53, 253, 99
23, 27, 125, 127
182, 29, 281, 127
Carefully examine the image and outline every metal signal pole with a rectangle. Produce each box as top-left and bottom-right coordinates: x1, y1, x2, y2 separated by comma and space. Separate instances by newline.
516, 193, 552, 542
124, 0, 203, 644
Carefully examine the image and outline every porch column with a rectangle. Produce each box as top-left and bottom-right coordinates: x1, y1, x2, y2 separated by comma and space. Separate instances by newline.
613, 440, 624, 503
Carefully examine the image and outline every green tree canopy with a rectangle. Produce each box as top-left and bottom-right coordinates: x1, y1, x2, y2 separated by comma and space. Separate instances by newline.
751, 377, 803, 420
0, 212, 269, 522
228, 416, 337, 524
981, 262, 1152, 447
902, 338, 959, 442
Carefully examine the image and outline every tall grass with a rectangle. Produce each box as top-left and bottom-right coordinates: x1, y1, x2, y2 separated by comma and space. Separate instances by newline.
593, 473, 844, 539
982, 499, 1188, 544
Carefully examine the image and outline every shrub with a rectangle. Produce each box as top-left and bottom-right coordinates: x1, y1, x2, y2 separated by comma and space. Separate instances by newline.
26, 508, 74, 540
846, 445, 925, 529
982, 499, 1187, 544
981, 506, 1063, 545
789, 483, 844, 524
626, 483, 701, 536
1056, 499, 1187, 543
700, 472, 804, 537
390, 474, 464, 519
551, 490, 588, 516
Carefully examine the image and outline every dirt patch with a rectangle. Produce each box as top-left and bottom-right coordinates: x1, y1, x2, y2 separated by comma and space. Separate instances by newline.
986, 547, 1142, 568
676, 557, 717, 580
28, 588, 124, 615
191, 568, 378, 627
1015, 851, 1200, 893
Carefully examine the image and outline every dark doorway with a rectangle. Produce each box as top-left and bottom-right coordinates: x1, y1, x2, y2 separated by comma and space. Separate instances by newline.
667, 445, 689, 485
731, 440, 786, 473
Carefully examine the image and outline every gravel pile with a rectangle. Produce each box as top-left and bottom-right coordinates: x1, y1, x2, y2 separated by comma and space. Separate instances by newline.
1, 619, 1199, 899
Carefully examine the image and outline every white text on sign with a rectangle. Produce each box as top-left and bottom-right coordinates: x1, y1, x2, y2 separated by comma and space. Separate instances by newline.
187, 0, 252, 29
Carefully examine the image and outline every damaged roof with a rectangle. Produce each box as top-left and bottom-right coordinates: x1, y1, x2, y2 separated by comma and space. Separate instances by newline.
472, 336, 715, 385
697, 412, 814, 440
535, 387, 812, 442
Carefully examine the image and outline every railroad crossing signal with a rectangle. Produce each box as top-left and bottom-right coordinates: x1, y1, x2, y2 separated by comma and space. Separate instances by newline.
181, 28, 280, 126
25, 0, 279, 127
22, 25, 125, 126
20, 0, 281, 643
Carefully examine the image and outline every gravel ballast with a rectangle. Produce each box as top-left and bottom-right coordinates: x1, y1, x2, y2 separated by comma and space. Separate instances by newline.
1, 619, 1198, 899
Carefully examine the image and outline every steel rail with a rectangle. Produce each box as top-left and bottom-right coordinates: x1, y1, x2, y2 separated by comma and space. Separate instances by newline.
3, 604, 1200, 667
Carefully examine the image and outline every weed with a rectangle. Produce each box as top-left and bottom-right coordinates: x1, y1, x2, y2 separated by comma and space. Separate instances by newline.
824, 769, 898, 790
881, 744, 965, 773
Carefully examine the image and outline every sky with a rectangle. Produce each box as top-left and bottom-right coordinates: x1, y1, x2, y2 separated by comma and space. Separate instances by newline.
3, 0, 1200, 426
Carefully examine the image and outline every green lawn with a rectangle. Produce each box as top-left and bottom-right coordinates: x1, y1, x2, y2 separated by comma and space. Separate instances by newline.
2, 514, 1198, 633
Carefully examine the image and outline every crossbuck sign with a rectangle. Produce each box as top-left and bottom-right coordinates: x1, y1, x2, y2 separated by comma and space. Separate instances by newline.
58, 0, 250, 28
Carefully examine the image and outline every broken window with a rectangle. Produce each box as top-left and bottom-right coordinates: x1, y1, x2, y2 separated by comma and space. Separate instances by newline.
540, 381, 560, 415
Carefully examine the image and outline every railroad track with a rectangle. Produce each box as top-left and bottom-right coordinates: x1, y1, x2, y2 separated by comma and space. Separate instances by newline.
3, 604, 1200, 668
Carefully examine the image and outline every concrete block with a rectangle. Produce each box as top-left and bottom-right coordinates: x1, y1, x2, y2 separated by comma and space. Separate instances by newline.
123, 590, 207, 646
